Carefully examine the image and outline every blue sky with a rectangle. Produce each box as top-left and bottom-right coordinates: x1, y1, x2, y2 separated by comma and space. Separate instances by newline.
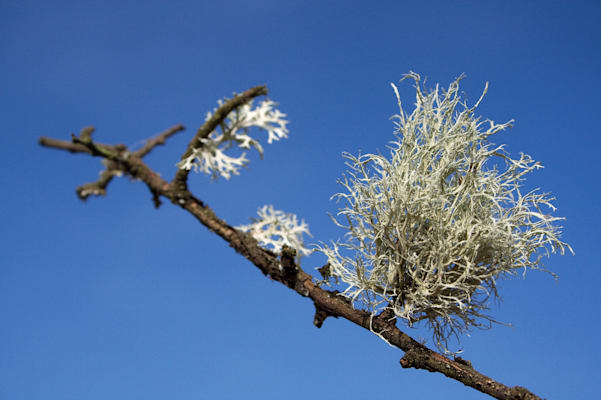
1, 1, 600, 399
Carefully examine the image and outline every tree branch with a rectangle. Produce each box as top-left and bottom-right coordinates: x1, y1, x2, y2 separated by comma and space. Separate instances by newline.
39, 136, 92, 154
70, 126, 126, 159
39, 122, 543, 400
134, 124, 185, 158
76, 165, 121, 200
173, 85, 268, 190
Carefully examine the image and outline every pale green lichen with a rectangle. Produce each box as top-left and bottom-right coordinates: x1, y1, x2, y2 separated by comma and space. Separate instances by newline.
237, 205, 312, 262
177, 99, 288, 179
318, 72, 573, 351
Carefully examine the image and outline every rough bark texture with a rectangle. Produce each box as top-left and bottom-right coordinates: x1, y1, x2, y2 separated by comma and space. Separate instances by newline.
39, 86, 545, 400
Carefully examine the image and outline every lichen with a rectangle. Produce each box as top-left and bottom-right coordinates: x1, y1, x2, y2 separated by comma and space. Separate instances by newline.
318, 72, 573, 351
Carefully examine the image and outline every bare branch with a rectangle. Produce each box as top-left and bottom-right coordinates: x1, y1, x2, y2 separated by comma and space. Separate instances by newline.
70, 132, 125, 160
76, 166, 120, 201
39, 136, 92, 154
134, 124, 185, 158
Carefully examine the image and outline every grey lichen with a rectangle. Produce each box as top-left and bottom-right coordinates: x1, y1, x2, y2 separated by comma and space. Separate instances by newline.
318, 72, 573, 351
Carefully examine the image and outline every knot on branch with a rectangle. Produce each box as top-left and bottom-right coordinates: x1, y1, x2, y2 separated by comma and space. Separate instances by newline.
316, 263, 339, 286
317, 263, 331, 280
509, 386, 539, 400
377, 307, 397, 326
400, 348, 435, 372
453, 355, 473, 369
168, 186, 192, 206
280, 245, 297, 286
311, 288, 354, 329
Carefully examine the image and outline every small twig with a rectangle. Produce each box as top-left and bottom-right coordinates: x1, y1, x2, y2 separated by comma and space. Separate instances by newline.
39, 137, 92, 154
134, 124, 185, 158
313, 304, 330, 328
79, 126, 95, 142
149, 186, 162, 208
76, 167, 121, 201
41, 128, 152, 204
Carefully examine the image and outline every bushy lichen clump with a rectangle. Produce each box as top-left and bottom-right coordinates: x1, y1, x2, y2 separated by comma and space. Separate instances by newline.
318, 73, 572, 350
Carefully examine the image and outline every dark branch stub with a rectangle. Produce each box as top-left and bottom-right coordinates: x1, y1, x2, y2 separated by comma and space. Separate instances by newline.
149, 186, 162, 209
280, 245, 298, 287
313, 304, 330, 328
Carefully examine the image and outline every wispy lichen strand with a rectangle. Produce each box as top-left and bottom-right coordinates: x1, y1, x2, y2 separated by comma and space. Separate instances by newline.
318, 72, 573, 351
177, 99, 289, 179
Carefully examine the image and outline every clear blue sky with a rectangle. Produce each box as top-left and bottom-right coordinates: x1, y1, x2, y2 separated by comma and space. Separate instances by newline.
1, 1, 599, 399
